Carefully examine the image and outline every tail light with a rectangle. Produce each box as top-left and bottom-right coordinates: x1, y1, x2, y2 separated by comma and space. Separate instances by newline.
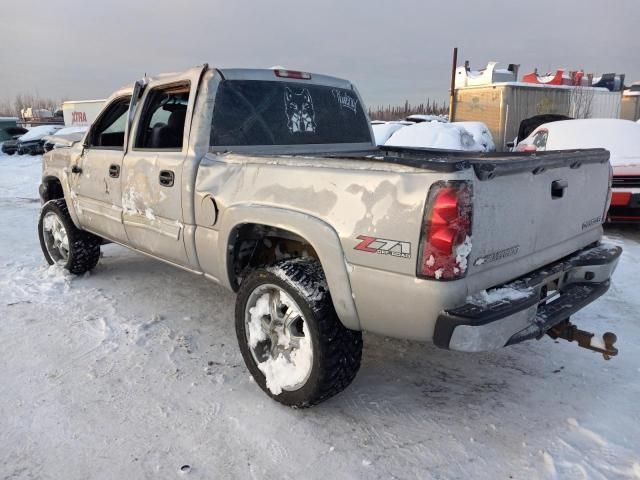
274, 69, 312, 80
516, 143, 537, 153
418, 181, 473, 280
603, 164, 613, 222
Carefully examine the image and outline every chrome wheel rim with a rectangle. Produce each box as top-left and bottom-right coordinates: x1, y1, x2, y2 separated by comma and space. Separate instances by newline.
42, 211, 69, 265
244, 284, 313, 392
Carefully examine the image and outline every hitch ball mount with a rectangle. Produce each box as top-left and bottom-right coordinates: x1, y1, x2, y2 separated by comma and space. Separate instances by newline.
547, 320, 618, 360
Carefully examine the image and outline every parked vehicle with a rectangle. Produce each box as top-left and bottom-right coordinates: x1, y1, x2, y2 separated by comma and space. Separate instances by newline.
516, 119, 640, 223
14, 125, 64, 155
43, 126, 89, 152
1, 139, 20, 155
38, 65, 621, 407
1, 118, 29, 154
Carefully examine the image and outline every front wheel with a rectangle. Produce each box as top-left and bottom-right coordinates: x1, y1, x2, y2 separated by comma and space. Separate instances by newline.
235, 258, 363, 407
38, 199, 102, 274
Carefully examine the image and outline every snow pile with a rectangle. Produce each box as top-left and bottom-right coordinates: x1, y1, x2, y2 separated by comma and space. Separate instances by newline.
18, 125, 63, 142
467, 286, 533, 306
384, 121, 486, 152
371, 122, 405, 145
453, 122, 496, 152
247, 292, 313, 395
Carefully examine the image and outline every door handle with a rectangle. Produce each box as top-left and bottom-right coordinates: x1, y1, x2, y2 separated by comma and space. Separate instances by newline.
159, 170, 175, 187
71, 164, 82, 174
109, 164, 120, 178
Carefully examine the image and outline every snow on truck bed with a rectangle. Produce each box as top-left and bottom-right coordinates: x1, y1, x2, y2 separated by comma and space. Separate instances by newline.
1, 151, 640, 479
373, 120, 496, 152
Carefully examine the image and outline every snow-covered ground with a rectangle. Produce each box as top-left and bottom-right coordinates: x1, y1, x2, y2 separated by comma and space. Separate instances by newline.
1, 152, 639, 479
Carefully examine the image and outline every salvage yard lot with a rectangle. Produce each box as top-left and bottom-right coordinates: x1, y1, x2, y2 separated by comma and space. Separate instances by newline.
1, 153, 639, 479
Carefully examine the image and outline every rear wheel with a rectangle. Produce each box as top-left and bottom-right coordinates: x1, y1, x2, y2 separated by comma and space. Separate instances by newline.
38, 199, 102, 274
235, 258, 363, 407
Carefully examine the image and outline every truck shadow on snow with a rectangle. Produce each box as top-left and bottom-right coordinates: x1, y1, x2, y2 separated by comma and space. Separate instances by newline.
88, 245, 554, 414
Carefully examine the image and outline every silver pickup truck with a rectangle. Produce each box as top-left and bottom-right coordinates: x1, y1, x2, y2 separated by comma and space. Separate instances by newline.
39, 65, 621, 407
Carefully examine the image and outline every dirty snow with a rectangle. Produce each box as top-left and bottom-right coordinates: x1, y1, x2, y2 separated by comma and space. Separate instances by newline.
1, 151, 640, 479
467, 286, 533, 306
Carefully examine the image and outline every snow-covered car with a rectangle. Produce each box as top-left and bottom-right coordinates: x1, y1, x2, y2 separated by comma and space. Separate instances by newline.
43, 126, 89, 152
373, 120, 495, 152
453, 121, 496, 152
371, 121, 406, 145
516, 119, 640, 223
0, 127, 29, 154
38, 66, 621, 407
15, 125, 64, 155
384, 121, 487, 151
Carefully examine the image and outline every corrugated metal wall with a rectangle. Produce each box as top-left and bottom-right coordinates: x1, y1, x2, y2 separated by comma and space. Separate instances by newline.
454, 85, 622, 151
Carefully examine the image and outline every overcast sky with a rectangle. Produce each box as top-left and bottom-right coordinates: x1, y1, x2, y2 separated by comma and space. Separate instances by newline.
2, 0, 638, 107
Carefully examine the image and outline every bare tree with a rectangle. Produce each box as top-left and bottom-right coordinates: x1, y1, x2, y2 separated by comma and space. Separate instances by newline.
569, 85, 594, 119
0, 98, 16, 117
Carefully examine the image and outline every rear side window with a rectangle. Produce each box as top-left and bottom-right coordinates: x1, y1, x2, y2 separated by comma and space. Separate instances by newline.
136, 83, 190, 149
210, 80, 371, 146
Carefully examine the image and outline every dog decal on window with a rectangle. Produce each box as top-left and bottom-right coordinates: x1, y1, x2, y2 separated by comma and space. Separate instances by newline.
284, 87, 316, 133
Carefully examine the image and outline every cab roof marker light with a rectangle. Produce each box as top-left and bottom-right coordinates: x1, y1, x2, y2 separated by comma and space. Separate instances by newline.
274, 69, 312, 80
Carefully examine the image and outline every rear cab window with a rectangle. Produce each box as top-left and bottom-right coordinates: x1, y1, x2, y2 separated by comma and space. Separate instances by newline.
210, 80, 371, 147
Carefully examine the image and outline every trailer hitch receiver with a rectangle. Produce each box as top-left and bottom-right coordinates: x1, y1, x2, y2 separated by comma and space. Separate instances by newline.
547, 320, 618, 360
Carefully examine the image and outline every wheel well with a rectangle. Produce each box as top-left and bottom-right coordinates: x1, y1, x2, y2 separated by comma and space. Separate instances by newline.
41, 176, 64, 202
228, 223, 319, 290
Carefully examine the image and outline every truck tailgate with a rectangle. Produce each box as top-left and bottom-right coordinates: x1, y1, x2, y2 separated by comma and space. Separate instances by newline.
466, 150, 610, 287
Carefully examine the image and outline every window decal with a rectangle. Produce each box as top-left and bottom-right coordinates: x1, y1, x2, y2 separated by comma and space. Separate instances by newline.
284, 87, 316, 133
332, 89, 358, 114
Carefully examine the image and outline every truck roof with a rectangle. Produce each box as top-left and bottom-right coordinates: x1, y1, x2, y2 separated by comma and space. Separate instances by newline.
115, 66, 353, 93
62, 99, 107, 106
217, 68, 353, 89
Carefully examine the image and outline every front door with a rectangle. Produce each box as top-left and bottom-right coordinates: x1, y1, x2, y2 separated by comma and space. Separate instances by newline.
72, 96, 131, 243
121, 82, 191, 266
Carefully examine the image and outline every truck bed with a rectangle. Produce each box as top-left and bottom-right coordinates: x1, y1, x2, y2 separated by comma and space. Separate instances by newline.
325, 146, 611, 179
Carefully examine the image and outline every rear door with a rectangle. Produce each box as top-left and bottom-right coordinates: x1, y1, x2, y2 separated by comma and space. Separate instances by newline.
121, 76, 196, 266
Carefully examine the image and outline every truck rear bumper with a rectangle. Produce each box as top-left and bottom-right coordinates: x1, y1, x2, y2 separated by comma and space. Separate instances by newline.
433, 242, 622, 352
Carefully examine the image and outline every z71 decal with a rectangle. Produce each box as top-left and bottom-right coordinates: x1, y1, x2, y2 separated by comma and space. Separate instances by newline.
354, 235, 411, 259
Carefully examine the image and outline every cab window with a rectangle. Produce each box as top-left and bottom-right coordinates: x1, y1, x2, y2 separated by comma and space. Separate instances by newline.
135, 83, 190, 150
88, 97, 131, 149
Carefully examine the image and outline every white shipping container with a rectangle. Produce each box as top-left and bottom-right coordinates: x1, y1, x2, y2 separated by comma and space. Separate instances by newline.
62, 99, 106, 127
